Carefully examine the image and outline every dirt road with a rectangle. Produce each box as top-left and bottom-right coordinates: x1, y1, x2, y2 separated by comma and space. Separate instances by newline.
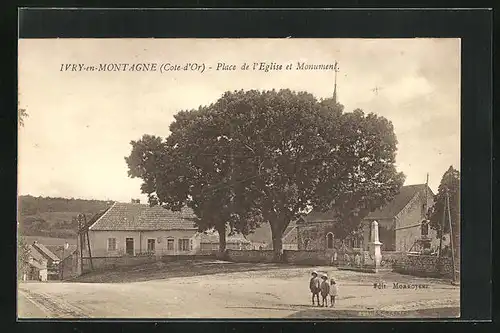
17, 262, 460, 319
17, 291, 50, 318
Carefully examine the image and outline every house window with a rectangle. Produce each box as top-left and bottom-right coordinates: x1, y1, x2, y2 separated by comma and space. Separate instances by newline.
326, 233, 334, 249
179, 239, 190, 251
351, 237, 359, 248
147, 239, 156, 252
125, 238, 134, 256
167, 238, 174, 251
107, 238, 117, 251
304, 239, 310, 250
421, 220, 429, 236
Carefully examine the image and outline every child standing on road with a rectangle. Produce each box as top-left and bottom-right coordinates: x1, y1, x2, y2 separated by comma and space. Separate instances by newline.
309, 271, 320, 306
320, 274, 330, 307
330, 279, 338, 307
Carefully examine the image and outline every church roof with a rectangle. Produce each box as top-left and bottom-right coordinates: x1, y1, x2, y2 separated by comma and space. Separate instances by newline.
364, 184, 433, 220
298, 210, 338, 223
300, 184, 433, 223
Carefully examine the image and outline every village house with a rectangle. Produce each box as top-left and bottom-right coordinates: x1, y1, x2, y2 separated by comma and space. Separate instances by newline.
84, 201, 201, 257
297, 184, 439, 253
22, 244, 48, 281
31, 241, 61, 280
46, 244, 78, 279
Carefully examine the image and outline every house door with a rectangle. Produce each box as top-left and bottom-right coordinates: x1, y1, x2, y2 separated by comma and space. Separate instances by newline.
125, 238, 134, 255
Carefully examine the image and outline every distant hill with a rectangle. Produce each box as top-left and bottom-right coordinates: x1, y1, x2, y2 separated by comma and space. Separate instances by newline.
18, 195, 114, 238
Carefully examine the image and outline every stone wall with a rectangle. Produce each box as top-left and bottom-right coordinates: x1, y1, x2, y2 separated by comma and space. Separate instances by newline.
380, 251, 406, 267
81, 253, 215, 273
224, 249, 406, 269
225, 249, 276, 263
392, 254, 456, 279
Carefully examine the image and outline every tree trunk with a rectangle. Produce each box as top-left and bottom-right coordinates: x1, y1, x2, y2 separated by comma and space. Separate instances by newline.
272, 236, 283, 261
270, 220, 285, 262
217, 225, 227, 258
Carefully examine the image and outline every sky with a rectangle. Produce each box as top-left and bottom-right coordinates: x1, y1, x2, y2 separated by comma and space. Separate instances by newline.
18, 38, 460, 202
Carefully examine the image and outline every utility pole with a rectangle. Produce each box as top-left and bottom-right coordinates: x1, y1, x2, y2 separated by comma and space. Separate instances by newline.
446, 190, 457, 284
84, 214, 94, 271
78, 215, 83, 274
61, 241, 69, 280
438, 203, 445, 258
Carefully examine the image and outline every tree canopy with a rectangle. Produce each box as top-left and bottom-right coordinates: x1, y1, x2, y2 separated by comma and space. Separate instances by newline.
126, 89, 405, 256
427, 166, 460, 238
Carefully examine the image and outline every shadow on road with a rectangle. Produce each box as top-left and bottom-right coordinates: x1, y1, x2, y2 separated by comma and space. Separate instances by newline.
286, 307, 461, 318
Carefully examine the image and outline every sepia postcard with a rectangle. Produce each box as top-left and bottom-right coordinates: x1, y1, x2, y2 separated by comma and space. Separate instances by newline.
17, 38, 461, 319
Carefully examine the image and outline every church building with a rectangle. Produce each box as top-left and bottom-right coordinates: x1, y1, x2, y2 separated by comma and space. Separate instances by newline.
296, 184, 439, 252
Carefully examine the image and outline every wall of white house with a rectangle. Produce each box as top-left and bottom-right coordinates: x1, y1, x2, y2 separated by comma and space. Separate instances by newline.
87, 230, 200, 257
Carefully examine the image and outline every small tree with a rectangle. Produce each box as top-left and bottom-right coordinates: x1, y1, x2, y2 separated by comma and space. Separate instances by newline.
427, 166, 460, 266
428, 166, 460, 235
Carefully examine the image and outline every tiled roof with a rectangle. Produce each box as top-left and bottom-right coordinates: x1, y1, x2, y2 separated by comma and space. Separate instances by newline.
245, 223, 272, 244
299, 210, 338, 223
364, 184, 433, 220
28, 245, 47, 264
89, 202, 198, 231
300, 184, 433, 223
200, 232, 251, 244
32, 242, 60, 262
46, 245, 78, 260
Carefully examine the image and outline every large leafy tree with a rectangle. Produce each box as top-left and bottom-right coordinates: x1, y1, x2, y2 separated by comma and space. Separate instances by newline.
427, 166, 460, 261
127, 89, 405, 258
211, 90, 405, 255
125, 110, 263, 253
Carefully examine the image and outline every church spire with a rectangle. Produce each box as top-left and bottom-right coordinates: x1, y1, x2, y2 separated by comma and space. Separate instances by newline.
333, 61, 339, 103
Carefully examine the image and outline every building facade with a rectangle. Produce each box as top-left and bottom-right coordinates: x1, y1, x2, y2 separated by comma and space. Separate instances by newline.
361, 184, 438, 252
83, 202, 201, 258
297, 184, 440, 253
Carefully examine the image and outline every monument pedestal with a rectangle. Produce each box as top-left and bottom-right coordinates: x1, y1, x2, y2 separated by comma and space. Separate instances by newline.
369, 221, 383, 273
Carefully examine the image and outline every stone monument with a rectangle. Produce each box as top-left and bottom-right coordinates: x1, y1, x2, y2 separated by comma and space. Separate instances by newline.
369, 220, 383, 272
